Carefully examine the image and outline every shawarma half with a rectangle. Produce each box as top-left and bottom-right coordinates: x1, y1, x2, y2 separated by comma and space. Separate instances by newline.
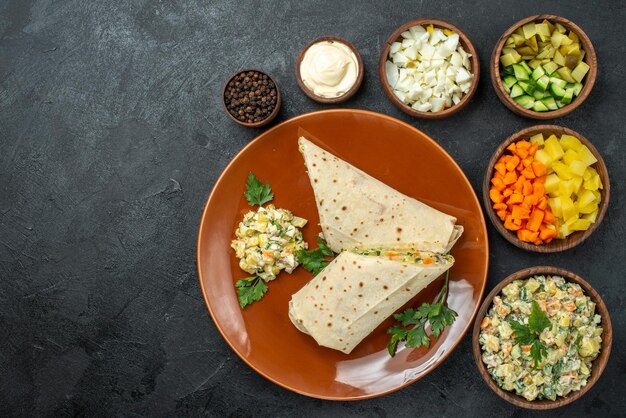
288, 137, 463, 354
298, 137, 463, 254
289, 249, 454, 354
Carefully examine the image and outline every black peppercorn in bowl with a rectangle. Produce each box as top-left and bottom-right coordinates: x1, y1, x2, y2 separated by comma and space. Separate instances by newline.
222, 69, 281, 128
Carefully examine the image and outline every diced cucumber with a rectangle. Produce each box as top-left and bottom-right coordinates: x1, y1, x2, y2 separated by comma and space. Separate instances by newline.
533, 90, 546, 100
503, 76, 517, 89
550, 77, 568, 88
536, 75, 550, 92
512, 64, 530, 81
501, 65, 515, 76
531, 66, 546, 81
510, 84, 525, 98
533, 100, 549, 112
541, 97, 559, 110
572, 82, 583, 96
561, 88, 574, 105
519, 80, 536, 95
520, 61, 532, 74
550, 84, 566, 100
514, 95, 535, 109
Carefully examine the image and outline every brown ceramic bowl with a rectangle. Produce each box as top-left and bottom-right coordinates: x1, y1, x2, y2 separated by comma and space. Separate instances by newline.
222, 69, 281, 128
491, 15, 597, 119
379, 19, 480, 119
197, 109, 489, 399
483, 125, 609, 253
472, 266, 612, 409
295, 36, 364, 104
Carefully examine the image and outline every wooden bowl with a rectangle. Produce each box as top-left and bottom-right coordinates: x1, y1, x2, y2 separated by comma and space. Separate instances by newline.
472, 266, 612, 409
491, 15, 598, 119
378, 19, 480, 119
483, 125, 610, 253
295, 36, 364, 104
222, 69, 281, 128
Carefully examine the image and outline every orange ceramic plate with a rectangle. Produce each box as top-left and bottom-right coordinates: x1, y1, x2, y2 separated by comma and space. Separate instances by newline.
197, 109, 488, 400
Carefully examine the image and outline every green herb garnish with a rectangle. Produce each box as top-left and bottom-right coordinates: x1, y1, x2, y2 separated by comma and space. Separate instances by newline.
508, 300, 551, 367
552, 359, 563, 382
235, 276, 268, 308
244, 172, 273, 206
295, 236, 334, 276
387, 271, 458, 356
269, 217, 285, 234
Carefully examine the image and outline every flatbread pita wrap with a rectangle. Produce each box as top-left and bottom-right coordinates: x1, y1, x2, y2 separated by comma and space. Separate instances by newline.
289, 249, 454, 354
298, 137, 463, 254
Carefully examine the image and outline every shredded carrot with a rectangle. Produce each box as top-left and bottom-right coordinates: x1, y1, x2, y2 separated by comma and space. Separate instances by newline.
503, 171, 517, 185
489, 188, 503, 204
539, 225, 556, 241
527, 208, 544, 232
505, 155, 520, 172
491, 177, 505, 191
522, 181, 533, 196
504, 215, 521, 231
521, 167, 535, 179
537, 196, 547, 210
495, 162, 506, 176
511, 205, 530, 220
490, 138, 554, 245
522, 195, 537, 207
508, 193, 524, 205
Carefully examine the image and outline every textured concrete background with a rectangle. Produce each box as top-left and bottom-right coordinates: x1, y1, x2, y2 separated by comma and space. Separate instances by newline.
1, 0, 624, 416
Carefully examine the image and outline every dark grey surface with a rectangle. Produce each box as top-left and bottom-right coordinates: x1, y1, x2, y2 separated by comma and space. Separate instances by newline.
1, 0, 624, 416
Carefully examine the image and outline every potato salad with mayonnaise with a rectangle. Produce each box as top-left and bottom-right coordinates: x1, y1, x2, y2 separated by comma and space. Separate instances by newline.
231, 205, 307, 281
480, 275, 602, 401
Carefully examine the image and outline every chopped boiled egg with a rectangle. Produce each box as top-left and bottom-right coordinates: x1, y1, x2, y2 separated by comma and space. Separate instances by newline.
386, 24, 474, 112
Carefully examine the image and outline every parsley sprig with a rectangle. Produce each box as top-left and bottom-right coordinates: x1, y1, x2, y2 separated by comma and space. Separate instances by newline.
387, 271, 458, 357
508, 300, 551, 367
295, 236, 335, 276
244, 172, 273, 206
235, 276, 268, 309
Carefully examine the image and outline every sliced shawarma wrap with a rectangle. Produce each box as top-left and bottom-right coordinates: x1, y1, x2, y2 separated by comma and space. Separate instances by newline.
298, 137, 463, 254
289, 249, 454, 354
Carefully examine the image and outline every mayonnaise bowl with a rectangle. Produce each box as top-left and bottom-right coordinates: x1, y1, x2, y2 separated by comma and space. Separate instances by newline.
296, 36, 364, 104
